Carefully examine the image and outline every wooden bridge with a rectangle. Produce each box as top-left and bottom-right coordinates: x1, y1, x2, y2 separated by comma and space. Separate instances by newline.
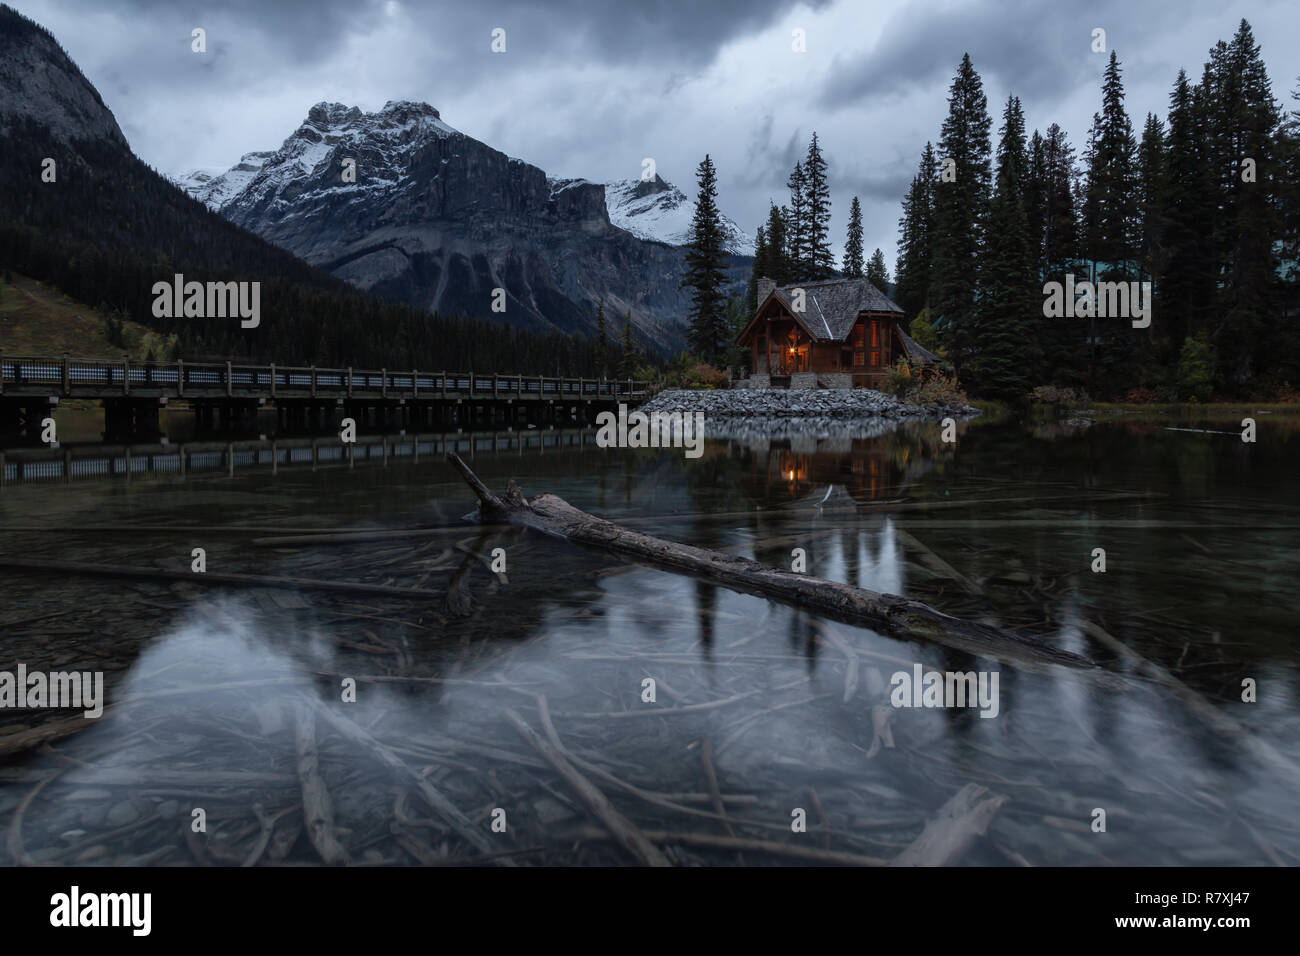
0, 354, 658, 438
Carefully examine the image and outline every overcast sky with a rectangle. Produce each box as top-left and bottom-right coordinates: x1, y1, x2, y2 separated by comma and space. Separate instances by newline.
16, 0, 1300, 268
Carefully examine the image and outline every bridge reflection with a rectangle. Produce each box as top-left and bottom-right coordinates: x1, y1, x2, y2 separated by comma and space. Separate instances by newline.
0, 428, 602, 487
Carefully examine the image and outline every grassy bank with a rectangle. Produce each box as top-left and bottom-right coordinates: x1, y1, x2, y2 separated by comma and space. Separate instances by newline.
0, 273, 154, 358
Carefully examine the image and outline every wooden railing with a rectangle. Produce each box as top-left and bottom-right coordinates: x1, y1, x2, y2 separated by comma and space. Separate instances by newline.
0, 354, 658, 401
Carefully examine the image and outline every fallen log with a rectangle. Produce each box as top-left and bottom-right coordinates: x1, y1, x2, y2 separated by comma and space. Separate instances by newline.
445, 454, 1094, 671
890, 783, 1008, 866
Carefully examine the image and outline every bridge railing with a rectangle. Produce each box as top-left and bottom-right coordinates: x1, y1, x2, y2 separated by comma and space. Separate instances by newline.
0, 354, 660, 400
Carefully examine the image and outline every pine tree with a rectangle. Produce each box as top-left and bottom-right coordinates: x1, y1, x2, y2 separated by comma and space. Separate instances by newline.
1024, 130, 1047, 277
679, 154, 730, 364
595, 300, 609, 375
894, 141, 936, 319
865, 248, 890, 292
1210, 20, 1281, 385
930, 53, 993, 379
765, 204, 790, 284
804, 133, 834, 277
1081, 50, 1140, 395
785, 162, 809, 279
1135, 113, 1166, 289
746, 226, 768, 313
618, 311, 637, 378
1038, 122, 1083, 386
843, 196, 864, 277
973, 94, 1036, 400
1279, 76, 1300, 374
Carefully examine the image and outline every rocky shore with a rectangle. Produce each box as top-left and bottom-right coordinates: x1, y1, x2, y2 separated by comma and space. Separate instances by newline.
636, 388, 979, 440
640, 387, 978, 420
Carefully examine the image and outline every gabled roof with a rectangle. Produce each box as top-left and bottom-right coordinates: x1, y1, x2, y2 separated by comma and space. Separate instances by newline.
739, 277, 904, 345
896, 327, 941, 365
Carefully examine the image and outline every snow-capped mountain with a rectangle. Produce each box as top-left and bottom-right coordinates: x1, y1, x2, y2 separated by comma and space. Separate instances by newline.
171, 101, 751, 346
604, 175, 754, 256
174, 152, 272, 210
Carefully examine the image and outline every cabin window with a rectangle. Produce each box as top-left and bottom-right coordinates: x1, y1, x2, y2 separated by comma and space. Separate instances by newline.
841, 349, 852, 368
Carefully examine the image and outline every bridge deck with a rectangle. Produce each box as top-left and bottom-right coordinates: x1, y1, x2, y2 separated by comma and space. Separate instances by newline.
0, 356, 655, 402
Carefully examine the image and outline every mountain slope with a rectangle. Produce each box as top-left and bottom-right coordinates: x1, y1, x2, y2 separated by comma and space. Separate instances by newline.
0, 4, 607, 374
174, 101, 751, 349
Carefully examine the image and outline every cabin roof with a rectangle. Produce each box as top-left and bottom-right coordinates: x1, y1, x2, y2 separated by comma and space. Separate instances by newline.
738, 277, 904, 345
897, 327, 941, 365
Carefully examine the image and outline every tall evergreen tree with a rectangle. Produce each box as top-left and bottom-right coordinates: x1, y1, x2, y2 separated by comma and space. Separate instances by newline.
679, 154, 730, 363
973, 94, 1036, 400
746, 226, 768, 313
804, 132, 834, 277
894, 141, 936, 319
1279, 75, 1300, 375
1024, 129, 1048, 276
930, 53, 993, 379
595, 299, 609, 375
618, 311, 637, 378
785, 162, 809, 279
843, 196, 864, 277
765, 204, 791, 284
1081, 50, 1140, 395
1135, 112, 1166, 288
866, 248, 890, 292
1208, 20, 1281, 385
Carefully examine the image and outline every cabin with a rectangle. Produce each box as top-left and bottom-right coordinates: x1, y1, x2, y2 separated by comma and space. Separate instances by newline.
735, 276, 938, 388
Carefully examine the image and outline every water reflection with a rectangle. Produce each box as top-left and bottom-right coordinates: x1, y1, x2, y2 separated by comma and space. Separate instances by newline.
1, 411, 1297, 866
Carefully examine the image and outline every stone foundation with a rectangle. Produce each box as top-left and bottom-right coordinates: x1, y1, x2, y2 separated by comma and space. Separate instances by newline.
817, 373, 853, 389
789, 372, 817, 389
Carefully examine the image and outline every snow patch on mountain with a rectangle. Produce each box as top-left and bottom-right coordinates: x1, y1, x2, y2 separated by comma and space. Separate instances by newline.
172, 100, 460, 214
172, 152, 272, 210
604, 175, 753, 256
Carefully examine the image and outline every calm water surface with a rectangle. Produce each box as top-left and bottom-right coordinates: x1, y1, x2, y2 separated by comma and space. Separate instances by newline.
0, 408, 1296, 866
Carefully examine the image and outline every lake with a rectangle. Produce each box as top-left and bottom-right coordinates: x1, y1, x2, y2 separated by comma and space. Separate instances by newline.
0, 405, 1296, 866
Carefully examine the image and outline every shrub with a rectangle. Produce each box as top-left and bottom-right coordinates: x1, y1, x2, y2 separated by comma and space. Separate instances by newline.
661, 361, 729, 390
882, 359, 916, 398
1028, 384, 1086, 405
908, 368, 968, 408
1176, 332, 1217, 403
1272, 381, 1300, 404
1123, 386, 1158, 404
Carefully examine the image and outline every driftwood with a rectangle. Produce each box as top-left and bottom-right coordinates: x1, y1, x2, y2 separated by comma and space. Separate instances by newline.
446, 454, 1093, 671
505, 708, 670, 867
889, 783, 1008, 866
293, 702, 350, 865
307, 698, 516, 866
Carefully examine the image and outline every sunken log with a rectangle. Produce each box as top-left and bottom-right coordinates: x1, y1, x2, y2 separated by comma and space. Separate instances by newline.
445, 454, 1094, 671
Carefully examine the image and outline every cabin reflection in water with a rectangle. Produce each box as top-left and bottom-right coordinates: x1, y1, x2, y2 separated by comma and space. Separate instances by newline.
740, 431, 928, 507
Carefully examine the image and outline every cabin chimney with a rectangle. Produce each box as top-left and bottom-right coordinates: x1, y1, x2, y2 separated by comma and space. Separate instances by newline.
757, 276, 776, 302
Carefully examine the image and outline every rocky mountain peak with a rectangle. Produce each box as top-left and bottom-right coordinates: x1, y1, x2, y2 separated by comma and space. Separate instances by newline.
0, 4, 127, 147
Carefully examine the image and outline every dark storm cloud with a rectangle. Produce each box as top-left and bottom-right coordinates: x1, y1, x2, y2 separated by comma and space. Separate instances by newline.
818, 0, 1222, 109
49, 0, 832, 69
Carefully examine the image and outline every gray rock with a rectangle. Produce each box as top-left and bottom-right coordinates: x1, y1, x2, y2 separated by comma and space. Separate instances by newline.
106, 800, 140, 827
